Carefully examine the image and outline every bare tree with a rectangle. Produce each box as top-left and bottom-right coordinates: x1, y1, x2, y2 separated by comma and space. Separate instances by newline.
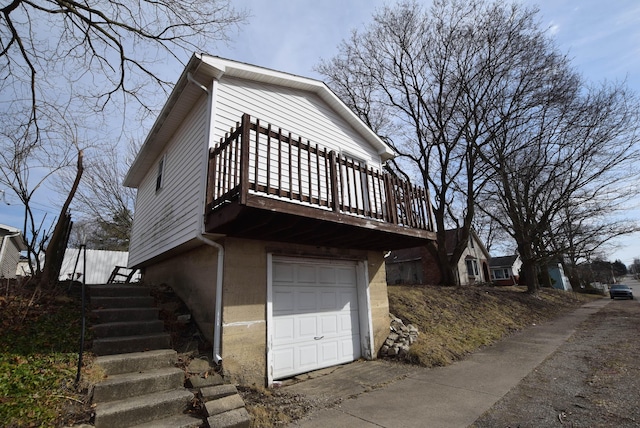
1, 0, 246, 286
0, 107, 80, 278
58, 142, 137, 251
317, 0, 555, 285
479, 79, 640, 292
1, 0, 246, 136
546, 199, 639, 288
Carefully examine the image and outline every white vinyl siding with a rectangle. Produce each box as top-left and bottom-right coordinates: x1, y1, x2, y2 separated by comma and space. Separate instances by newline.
0, 236, 21, 279
128, 95, 208, 267
213, 76, 382, 169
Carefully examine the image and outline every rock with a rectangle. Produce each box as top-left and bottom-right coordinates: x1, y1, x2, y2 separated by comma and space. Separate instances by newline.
379, 314, 420, 361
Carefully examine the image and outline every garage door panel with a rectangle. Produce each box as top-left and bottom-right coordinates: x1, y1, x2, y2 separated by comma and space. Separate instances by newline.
339, 289, 358, 310
299, 344, 319, 368
274, 263, 295, 283
273, 317, 294, 342
318, 266, 336, 284
273, 290, 294, 312
340, 337, 358, 357
336, 266, 357, 284
319, 314, 338, 335
273, 348, 295, 373
339, 313, 356, 334
272, 258, 361, 379
298, 265, 316, 283
320, 291, 338, 310
298, 291, 318, 311
298, 316, 317, 338
320, 342, 339, 362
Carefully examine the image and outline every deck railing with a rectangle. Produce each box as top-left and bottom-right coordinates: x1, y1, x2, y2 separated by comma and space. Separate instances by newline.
206, 114, 433, 231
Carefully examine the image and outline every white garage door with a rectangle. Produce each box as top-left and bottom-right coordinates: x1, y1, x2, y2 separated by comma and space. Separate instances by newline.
271, 257, 361, 379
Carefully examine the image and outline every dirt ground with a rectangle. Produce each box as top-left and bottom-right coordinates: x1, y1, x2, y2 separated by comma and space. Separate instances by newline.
471, 299, 640, 428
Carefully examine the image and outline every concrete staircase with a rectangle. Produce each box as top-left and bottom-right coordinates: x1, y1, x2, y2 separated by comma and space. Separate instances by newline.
92, 350, 201, 428
88, 284, 251, 428
90, 284, 170, 355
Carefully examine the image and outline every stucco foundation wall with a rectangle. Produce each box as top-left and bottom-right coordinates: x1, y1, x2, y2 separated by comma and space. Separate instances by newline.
143, 244, 218, 343
219, 238, 267, 386
367, 251, 390, 354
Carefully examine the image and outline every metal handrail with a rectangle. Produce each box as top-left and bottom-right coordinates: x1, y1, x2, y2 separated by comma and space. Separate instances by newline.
74, 244, 87, 386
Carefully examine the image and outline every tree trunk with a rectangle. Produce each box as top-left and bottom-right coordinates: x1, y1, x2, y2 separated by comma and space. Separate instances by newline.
40, 150, 84, 289
427, 234, 459, 286
519, 250, 540, 294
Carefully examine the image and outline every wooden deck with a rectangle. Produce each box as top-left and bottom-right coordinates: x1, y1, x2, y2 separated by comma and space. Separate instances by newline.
204, 114, 435, 250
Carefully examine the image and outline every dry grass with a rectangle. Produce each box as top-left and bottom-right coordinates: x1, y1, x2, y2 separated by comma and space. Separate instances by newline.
388, 284, 600, 367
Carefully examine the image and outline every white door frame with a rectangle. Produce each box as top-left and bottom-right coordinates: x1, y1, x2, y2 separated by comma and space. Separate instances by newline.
266, 253, 374, 386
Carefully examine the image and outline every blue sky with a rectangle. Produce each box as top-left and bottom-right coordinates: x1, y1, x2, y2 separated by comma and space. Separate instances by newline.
2, 0, 639, 265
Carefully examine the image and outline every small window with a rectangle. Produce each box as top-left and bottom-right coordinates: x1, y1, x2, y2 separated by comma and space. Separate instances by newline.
492, 268, 511, 280
156, 154, 165, 192
466, 259, 479, 277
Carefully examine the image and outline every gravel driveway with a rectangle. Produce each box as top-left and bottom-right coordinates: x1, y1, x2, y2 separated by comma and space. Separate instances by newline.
471, 294, 640, 428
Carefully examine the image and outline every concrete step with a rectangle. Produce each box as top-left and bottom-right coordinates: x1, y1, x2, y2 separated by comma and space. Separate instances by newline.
91, 296, 155, 309
93, 333, 171, 356
89, 284, 152, 297
92, 307, 160, 323
207, 407, 251, 428
96, 350, 178, 376
205, 393, 245, 417
201, 384, 239, 401
94, 389, 194, 428
92, 320, 165, 338
131, 414, 203, 428
93, 367, 185, 402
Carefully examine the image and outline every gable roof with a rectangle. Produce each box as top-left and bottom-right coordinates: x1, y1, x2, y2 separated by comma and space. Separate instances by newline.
124, 54, 395, 187
489, 254, 520, 268
444, 228, 490, 260
0, 224, 27, 251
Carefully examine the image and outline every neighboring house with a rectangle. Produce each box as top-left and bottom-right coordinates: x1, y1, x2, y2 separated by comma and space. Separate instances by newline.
124, 54, 435, 386
58, 249, 138, 284
0, 224, 27, 279
385, 247, 429, 285
447, 228, 491, 285
547, 263, 572, 291
489, 254, 522, 286
386, 228, 490, 285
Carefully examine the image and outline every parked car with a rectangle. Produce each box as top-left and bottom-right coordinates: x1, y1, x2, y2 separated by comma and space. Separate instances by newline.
609, 284, 634, 300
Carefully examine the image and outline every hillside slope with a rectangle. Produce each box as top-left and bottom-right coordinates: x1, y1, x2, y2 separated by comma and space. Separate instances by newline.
388, 285, 601, 367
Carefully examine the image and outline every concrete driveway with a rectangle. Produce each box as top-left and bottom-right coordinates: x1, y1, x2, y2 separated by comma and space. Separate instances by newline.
284, 297, 610, 427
